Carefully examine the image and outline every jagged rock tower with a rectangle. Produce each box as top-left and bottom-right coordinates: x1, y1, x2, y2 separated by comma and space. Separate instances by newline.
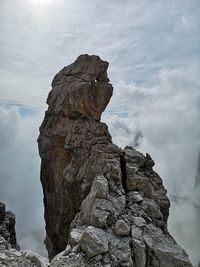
38, 54, 192, 266
0, 202, 19, 250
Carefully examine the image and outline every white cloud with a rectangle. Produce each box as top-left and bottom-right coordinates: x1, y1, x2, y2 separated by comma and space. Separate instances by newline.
0, 0, 199, 106
0, 106, 46, 256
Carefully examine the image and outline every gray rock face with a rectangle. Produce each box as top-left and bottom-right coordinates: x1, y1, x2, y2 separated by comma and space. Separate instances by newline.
38, 54, 192, 266
115, 220, 130, 236
80, 226, 108, 258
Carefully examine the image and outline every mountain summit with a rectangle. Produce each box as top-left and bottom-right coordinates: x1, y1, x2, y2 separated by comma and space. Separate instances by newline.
37, 55, 192, 266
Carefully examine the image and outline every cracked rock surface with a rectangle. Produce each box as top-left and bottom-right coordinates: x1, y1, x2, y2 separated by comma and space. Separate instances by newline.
38, 54, 192, 266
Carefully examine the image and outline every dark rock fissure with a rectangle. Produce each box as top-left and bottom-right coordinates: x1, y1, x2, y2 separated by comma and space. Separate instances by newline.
65, 73, 110, 84
119, 154, 128, 193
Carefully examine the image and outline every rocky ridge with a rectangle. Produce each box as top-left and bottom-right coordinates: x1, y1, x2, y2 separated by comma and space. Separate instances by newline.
37, 54, 193, 266
0, 202, 48, 267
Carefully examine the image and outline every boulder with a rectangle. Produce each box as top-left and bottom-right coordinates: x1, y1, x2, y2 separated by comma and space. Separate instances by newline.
80, 226, 108, 258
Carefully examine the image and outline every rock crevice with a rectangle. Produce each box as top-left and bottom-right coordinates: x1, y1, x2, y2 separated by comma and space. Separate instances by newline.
119, 154, 128, 193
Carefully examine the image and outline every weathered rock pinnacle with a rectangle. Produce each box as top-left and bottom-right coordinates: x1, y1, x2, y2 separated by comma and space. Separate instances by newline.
38, 54, 192, 266
0, 202, 19, 250
38, 54, 113, 259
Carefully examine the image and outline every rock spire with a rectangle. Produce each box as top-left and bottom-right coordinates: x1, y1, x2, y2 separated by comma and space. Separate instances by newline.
38, 54, 192, 266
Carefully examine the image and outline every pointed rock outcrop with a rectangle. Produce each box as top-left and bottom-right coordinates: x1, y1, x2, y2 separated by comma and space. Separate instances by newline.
38, 54, 192, 266
38, 55, 113, 259
0, 202, 48, 267
0, 202, 19, 250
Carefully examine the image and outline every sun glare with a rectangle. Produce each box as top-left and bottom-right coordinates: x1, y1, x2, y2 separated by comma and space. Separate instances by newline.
28, 0, 55, 18
30, 0, 53, 5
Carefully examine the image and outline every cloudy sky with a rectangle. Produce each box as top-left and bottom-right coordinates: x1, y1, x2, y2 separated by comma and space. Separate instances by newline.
0, 0, 200, 265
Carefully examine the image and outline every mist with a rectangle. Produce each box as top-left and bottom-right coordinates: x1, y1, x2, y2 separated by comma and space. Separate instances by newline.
0, 106, 46, 256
